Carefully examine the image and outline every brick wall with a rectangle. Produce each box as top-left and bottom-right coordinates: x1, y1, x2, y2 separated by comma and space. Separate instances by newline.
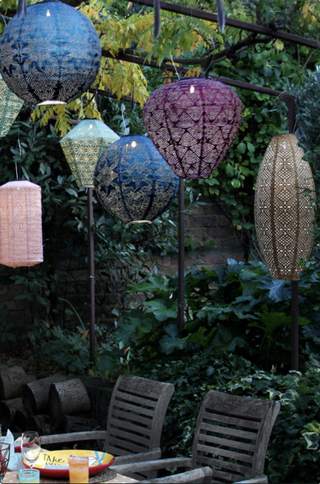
0, 199, 245, 331
158, 198, 245, 276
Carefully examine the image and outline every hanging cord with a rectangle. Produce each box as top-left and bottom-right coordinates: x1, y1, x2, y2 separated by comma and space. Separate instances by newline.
17, 0, 27, 18
15, 161, 19, 180
15, 138, 21, 179
81, 91, 96, 112
169, 53, 181, 80
153, 0, 161, 39
216, 0, 225, 33
0, 13, 10, 25
95, 88, 101, 113
15, 123, 24, 180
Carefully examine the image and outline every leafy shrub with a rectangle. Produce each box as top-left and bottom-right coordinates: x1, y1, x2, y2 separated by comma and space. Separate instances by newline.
131, 351, 320, 483
107, 258, 316, 375
97, 257, 320, 483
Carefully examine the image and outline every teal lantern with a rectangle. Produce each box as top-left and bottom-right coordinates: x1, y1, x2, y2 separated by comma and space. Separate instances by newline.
60, 119, 120, 189
0, 75, 24, 137
60, 119, 119, 363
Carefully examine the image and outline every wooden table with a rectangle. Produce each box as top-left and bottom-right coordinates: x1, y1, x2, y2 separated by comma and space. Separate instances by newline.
3, 470, 139, 483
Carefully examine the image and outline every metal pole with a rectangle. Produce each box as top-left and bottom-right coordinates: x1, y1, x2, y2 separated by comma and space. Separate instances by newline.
87, 187, 96, 363
178, 177, 185, 332
291, 281, 299, 371
288, 103, 299, 371
287, 98, 299, 371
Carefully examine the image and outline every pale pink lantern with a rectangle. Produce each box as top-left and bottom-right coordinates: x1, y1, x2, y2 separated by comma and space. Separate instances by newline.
0, 180, 43, 268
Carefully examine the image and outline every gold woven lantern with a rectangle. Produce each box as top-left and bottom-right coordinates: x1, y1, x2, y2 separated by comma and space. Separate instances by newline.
0, 75, 24, 138
255, 133, 315, 281
60, 119, 120, 189
0, 180, 43, 268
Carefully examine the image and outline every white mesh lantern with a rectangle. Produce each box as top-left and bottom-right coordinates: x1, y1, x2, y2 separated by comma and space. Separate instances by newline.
255, 133, 315, 280
0, 180, 43, 268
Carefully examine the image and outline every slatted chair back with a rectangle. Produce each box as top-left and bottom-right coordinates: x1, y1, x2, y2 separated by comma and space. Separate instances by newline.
191, 390, 280, 483
106, 375, 175, 458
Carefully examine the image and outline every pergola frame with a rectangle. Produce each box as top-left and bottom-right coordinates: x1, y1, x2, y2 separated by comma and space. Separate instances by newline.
95, 0, 320, 370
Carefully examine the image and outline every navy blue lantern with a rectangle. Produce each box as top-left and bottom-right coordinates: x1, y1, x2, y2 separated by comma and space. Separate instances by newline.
0, 0, 101, 106
94, 135, 179, 223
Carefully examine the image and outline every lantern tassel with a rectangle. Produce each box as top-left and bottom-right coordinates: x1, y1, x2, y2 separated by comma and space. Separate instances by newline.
17, 0, 27, 18
216, 0, 225, 33
153, 0, 161, 40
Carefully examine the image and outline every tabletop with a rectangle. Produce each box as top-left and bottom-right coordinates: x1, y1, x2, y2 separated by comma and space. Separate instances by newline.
3, 470, 139, 484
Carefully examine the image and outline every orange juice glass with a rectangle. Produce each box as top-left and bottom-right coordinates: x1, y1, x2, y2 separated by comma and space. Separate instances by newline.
68, 455, 89, 483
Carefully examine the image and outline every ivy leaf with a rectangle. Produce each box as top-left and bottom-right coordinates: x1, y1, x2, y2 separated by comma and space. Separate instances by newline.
303, 432, 319, 450
259, 279, 291, 302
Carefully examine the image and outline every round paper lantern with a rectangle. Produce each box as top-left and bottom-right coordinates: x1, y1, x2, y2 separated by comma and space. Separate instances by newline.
0, 180, 43, 268
0, 0, 101, 106
60, 119, 120, 189
94, 135, 179, 223
0, 75, 24, 137
143, 77, 242, 179
255, 133, 315, 281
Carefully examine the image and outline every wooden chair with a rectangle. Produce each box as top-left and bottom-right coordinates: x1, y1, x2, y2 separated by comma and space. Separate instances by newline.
113, 389, 280, 483
40, 375, 174, 474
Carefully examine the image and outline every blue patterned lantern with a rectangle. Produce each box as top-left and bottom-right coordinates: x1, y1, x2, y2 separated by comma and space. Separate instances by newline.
0, 0, 101, 106
94, 135, 179, 223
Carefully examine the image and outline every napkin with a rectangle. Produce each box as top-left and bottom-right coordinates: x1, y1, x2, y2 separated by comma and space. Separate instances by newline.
3, 429, 24, 470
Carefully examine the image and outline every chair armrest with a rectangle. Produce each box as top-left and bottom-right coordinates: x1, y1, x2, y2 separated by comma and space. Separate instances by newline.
140, 466, 212, 483
112, 456, 192, 475
114, 449, 161, 465
233, 475, 268, 484
40, 431, 107, 446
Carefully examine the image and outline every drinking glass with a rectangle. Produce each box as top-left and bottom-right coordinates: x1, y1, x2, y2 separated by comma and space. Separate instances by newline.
18, 469, 40, 483
21, 432, 41, 469
0, 442, 10, 483
68, 455, 89, 483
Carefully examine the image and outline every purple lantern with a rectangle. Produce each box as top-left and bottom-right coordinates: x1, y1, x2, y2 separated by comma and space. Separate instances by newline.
143, 77, 242, 179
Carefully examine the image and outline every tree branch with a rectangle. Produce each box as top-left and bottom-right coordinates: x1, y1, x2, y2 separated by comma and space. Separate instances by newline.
111, 32, 273, 72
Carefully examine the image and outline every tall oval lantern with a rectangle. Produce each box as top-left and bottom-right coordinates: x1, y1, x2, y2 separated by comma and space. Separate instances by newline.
255, 133, 315, 280
94, 135, 179, 223
0, 180, 43, 268
0, 0, 101, 106
143, 77, 242, 179
60, 119, 120, 189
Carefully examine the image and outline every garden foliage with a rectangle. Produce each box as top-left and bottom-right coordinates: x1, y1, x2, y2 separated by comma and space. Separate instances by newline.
0, 0, 320, 482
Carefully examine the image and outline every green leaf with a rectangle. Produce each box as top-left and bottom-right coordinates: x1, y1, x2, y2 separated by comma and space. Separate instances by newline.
65, 188, 79, 197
